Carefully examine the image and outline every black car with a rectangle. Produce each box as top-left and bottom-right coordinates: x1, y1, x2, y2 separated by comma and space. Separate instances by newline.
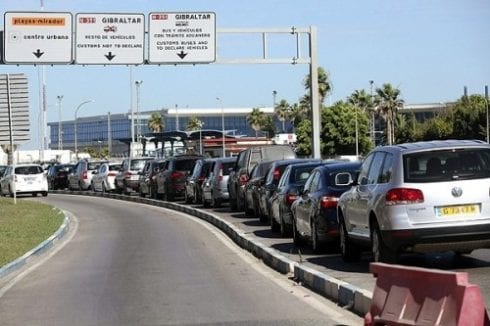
258, 159, 321, 222
138, 159, 166, 198
291, 162, 361, 253
47, 163, 76, 190
243, 160, 274, 220
269, 161, 325, 237
184, 158, 214, 204
0, 165, 7, 178
156, 154, 203, 201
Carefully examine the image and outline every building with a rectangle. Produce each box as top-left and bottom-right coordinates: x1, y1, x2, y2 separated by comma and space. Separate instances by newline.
48, 106, 291, 157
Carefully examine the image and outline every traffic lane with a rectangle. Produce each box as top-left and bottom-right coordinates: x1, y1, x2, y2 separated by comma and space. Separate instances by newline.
0, 195, 362, 326
200, 203, 490, 305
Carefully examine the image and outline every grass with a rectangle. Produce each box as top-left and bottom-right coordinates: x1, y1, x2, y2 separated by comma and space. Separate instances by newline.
0, 197, 64, 267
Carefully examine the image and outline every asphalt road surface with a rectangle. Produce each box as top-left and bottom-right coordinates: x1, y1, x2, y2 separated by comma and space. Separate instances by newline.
0, 195, 362, 326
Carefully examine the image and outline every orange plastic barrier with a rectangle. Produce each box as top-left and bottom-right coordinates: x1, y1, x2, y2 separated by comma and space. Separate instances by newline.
365, 262, 490, 326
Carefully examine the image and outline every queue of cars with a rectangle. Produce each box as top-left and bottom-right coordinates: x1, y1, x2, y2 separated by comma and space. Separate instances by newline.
2, 139, 489, 265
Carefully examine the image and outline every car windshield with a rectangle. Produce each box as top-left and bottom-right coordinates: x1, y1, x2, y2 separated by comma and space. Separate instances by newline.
294, 167, 316, 184
15, 166, 43, 175
403, 148, 490, 182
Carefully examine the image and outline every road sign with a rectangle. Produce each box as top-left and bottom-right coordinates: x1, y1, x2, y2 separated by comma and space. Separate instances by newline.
3, 12, 73, 64
75, 13, 145, 65
0, 74, 30, 145
148, 12, 216, 64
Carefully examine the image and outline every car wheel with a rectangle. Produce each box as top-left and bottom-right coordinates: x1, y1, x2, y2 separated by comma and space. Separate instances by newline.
184, 189, 192, 204
229, 195, 237, 211
371, 220, 398, 264
91, 182, 95, 192
279, 215, 289, 238
102, 183, 107, 193
270, 213, 279, 232
339, 216, 361, 262
42, 191, 48, 197
292, 216, 303, 246
32, 192, 37, 197
311, 221, 323, 254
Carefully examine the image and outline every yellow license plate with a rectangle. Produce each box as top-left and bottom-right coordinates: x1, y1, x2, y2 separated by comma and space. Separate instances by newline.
437, 204, 479, 217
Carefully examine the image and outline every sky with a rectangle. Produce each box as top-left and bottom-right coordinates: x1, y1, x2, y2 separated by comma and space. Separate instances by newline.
1, 0, 489, 151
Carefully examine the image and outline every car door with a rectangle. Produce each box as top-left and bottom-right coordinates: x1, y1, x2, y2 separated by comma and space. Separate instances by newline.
295, 170, 320, 235
347, 151, 386, 237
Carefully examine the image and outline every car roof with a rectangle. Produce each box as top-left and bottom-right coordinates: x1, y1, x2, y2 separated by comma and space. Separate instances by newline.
314, 161, 362, 172
379, 139, 489, 153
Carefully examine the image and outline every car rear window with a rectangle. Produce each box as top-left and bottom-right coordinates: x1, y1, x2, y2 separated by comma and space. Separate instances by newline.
404, 148, 490, 182
221, 162, 235, 176
174, 159, 197, 172
293, 166, 316, 183
130, 159, 149, 170
15, 166, 43, 175
88, 162, 105, 170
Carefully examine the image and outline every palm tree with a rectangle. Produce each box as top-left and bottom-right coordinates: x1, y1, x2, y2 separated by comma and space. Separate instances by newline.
186, 116, 203, 131
347, 89, 373, 112
375, 83, 404, 145
274, 99, 290, 132
289, 102, 308, 129
148, 112, 163, 133
247, 107, 266, 138
303, 66, 332, 105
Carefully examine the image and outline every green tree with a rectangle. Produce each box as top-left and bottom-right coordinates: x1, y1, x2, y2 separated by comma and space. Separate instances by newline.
294, 119, 312, 157
395, 112, 421, 143
186, 116, 203, 131
303, 67, 332, 105
451, 94, 488, 140
247, 107, 266, 138
274, 99, 290, 132
289, 102, 309, 129
375, 83, 404, 145
420, 115, 453, 140
321, 101, 372, 157
148, 112, 164, 133
261, 115, 276, 139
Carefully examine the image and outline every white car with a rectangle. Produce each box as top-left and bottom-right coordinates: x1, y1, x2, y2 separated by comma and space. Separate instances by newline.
337, 139, 490, 263
91, 162, 121, 192
0, 164, 48, 197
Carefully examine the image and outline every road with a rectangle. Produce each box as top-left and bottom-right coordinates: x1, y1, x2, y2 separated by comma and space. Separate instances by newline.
0, 195, 362, 326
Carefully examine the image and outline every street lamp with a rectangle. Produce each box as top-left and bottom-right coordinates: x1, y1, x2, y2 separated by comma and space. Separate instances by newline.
74, 100, 94, 161
485, 85, 489, 144
216, 97, 225, 157
369, 80, 375, 145
135, 80, 143, 142
199, 121, 204, 155
57, 95, 63, 150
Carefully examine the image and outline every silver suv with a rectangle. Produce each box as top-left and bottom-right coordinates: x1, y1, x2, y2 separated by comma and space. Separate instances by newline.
337, 139, 490, 263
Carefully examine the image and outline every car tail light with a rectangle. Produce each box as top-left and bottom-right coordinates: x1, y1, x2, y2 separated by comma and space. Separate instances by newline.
124, 171, 132, 179
321, 196, 339, 209
170, 171, 184, 180
239, 173, 249, 186
82, 171, 88, 180
273, 168, 281, 181
108, 172, 117, 177
218, 163, 223, 181
198, 176, 206, 183
385, 188, 424, 205
286, 193, 298, 205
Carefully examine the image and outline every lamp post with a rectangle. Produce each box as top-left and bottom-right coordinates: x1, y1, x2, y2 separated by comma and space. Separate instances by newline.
369, 80, 375, 145
57, 95, 63, 150
485, 85, 489, 144
74, 100, 94, 161
199, 121, 204, 155
135, 80, 143, 143
216, 97, 225, 157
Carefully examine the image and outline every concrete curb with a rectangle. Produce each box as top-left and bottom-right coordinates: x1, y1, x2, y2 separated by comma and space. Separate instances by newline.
0, 208, 71, 279
50, 191, 374, 316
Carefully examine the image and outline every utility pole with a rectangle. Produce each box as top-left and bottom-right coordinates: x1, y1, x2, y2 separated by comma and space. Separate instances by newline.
57, 95, 63, 150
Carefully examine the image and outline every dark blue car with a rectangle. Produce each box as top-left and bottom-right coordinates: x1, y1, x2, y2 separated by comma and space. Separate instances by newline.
291, 161, 361, 253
